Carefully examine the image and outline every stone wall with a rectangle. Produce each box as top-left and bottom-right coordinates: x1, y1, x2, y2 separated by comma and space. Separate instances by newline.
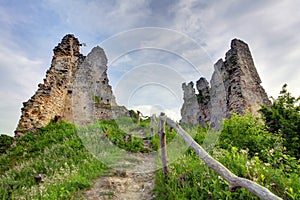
196, 77, 211, 127
15, 34, 127, 139
181, 39, 271, 129
180, 82, 200, 125
72, 46, 126, 126
15, 34, 84, 134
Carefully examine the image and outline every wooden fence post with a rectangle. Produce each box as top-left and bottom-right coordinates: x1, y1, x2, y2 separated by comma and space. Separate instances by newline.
137, 111, 141, 125
151, 114, 156, 137
159, 113, 169, 179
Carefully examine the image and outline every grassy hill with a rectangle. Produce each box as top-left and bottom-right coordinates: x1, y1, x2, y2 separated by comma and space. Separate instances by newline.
1, 113, 299, 199
0, 121, 107, 199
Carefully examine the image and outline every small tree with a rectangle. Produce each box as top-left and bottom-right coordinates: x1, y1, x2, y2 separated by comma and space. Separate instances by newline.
260, 84, 300, 158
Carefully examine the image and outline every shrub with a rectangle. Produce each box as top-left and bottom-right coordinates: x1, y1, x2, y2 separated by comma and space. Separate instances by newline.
218, 113, 279, 160
260, 84, 300, 158
0, 134, 13, 154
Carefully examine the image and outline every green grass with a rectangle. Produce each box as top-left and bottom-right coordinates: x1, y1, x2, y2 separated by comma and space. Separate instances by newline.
92, 117, 153, 153
153, 115, 300, 200
0, 121, 107, 199
0, 117, 157, 199
154, 143, 300, 199
1, 115, 299, 199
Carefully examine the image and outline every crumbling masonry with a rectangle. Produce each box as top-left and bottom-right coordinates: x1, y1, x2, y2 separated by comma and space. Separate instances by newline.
181, 39, 271, 129
15, 34, 126, 138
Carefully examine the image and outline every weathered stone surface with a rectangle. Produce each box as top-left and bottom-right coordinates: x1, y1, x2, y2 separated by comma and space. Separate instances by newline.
181, 39, 271, 128
209, 59, 229, 129
196, 77, 211, 127
72, 46, 127, 125
180, 82, 200, 125
15, 34, 84, 137
223, 39, 271, 117
15, 34, 127, 139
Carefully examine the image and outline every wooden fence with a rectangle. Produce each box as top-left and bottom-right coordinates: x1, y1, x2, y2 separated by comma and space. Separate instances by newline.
157, 113, 282, 200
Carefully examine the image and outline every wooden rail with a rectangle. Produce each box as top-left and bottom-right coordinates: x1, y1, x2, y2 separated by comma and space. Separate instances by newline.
158, 113, 282, 200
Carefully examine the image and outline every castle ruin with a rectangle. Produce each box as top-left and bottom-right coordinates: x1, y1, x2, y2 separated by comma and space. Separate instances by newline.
15, 36, 271, 137
181, 39, 271, 129
15, 34, 126, 138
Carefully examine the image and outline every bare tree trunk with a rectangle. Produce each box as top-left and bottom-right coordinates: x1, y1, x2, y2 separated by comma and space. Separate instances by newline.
160, 114, 282, 200
159, 113, 169, 179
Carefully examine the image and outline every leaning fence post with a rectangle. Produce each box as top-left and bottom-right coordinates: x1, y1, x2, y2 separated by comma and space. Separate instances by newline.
151, 114, 156, 137
159, 112, 169, 179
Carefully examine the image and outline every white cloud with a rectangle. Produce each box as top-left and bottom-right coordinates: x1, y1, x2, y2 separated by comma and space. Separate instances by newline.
102, 27, 213, 98
0, 38, 44, 135
131, 105, 181, 122
1, 0, 300, 135
169, 0, 300, 97
0, 4, 32, 27
0, 37, 44, 95
113, 63, 184, 105
44, 0, 152, 35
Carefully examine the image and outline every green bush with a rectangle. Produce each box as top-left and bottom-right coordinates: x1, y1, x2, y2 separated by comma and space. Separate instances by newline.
218, 113, 280, 160
0, 134, 13, 154
260, 84, 300, 158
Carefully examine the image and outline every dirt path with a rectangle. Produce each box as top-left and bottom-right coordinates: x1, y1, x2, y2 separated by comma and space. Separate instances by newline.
83, 152, 157, 200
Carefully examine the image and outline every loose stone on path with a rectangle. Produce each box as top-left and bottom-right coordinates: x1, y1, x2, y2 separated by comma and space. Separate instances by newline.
83, 152, 157, 200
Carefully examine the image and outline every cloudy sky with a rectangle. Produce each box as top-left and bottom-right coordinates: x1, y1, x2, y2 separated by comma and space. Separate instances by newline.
0, 0, 299, 135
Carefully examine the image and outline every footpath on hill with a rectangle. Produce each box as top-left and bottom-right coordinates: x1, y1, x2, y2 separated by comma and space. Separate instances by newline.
83, 151, 157, 200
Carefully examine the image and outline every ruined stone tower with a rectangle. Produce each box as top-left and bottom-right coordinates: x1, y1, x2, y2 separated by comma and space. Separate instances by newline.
181, 82, 200, 125
15, 34, 126, 137
181, 39, 271, 129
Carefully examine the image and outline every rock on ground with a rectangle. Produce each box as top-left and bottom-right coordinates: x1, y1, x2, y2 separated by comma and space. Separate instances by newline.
83, 152, 157, 200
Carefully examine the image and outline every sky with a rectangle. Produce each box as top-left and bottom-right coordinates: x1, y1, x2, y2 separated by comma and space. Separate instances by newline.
0, 0, 299, 136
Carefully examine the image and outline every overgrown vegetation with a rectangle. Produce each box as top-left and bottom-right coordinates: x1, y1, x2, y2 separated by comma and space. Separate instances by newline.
154, 115, 300, 199
154, 85, 300, 199
0, 115, 158, 199
1, 85, 299, 199
0, 134, 13, 154
218, 113, 280, 161
0, 121, 107, 199
260, 84, 300, 159
91, 117, 152, 153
